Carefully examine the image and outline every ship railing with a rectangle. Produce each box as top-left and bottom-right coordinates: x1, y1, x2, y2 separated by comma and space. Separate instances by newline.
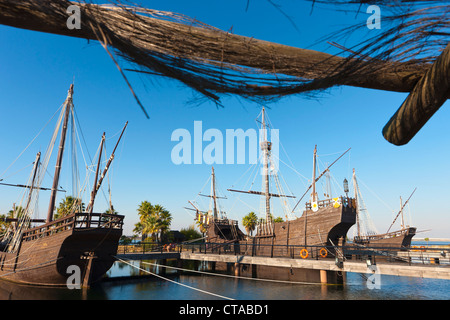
196, 214, 239, 227
212, 218, 239, 226
73, 213, 124, 230
305, 197, 356, 211
354, 229, 407, 243
256, 221, 274, 237
118, 242, 179, 255
21, 213, 124, 242
174, 242, 450, 266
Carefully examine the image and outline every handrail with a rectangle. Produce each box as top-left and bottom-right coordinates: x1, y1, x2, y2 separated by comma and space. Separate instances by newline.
146, 241, 450, 266
354, 228, 411, 242
21, 212, 124, 242
305, 196, 356, 210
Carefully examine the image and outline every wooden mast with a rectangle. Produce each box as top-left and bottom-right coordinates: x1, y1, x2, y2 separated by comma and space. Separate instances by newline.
386, 187, 416, 233
211, 166, 218, 220
24, 152, 41, 214
400, 196, 406, 230
291, 147, 351, 213
260, 107, 271, 222
85, 121, 128, 214
87, 133, 105, 214
46, 84, 73, 223
352, 168, 360, 238
311, 145, 318, 209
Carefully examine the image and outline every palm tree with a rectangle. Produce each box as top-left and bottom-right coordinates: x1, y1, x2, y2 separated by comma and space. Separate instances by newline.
136, 201, 172, 243
180, 225, 202, 241
136, 201, 154, 241
242, 211, 258, 236
104, 208, 119, 214
0, 208, 15, 234
273, 216, 284, 223
55, 196, 85, 219
153, 204, 172, 242
195, 218, 207, 237
8, 206, 25, 219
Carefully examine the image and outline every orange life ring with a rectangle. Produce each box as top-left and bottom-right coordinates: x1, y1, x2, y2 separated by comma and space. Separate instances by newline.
300, 248, 309, 259
319, 248, 328, 258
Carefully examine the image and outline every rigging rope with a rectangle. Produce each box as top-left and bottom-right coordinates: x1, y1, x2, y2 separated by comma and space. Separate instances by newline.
0, 104, 63, 179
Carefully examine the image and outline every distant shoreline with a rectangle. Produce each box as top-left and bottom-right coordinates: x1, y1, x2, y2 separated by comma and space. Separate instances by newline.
413, 238, 450, 242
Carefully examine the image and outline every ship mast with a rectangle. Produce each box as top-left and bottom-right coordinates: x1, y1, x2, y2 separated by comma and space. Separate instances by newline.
291, 147, 351, 213
227, 107, 295, 223
352, 168, 360, 238
46, 84, 73, 223
386, 188, 416, 233
260, 107, 271, 222
400, 196, 405, 230
85, 121, 128, 214
211, 166, 218, 220
87, 133, 105, 214
311, 145, 318, 206
24, 152, 41, 214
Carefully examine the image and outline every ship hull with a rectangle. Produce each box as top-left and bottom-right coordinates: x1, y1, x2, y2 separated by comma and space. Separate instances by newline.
353, 227, 416, 249
251, 199, 356, 257
203, 198, 357, 259
0, 213, 123, 286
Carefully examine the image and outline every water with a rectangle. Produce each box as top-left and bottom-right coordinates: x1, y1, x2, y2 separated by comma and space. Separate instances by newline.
1, 259, 449, 301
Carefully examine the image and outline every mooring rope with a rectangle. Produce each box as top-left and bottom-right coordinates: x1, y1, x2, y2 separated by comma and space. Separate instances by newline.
114, 257, 235, 300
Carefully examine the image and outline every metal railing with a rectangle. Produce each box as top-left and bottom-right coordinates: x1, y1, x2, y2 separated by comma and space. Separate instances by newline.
116, 241, 450, 266
117, 242, 181, 255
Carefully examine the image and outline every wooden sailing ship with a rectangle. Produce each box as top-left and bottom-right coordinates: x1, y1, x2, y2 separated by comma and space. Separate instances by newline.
227, 107, 357, 257
351, 169, 416, 248
0, 85, 125, 287
189, 167, 245, 244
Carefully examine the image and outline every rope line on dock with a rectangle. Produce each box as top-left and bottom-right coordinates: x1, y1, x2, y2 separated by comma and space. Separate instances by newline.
139, 260, 339, 286
114, 256, 235, 300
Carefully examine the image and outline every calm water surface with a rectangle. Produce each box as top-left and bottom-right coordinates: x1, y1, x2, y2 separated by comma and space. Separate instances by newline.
1, 259, 449, 300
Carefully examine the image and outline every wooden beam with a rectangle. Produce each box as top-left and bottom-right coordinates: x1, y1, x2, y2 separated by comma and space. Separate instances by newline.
0, 218, 46, 223
0, 0, 438, 96
227, 189, 296, 198
383, 42, 450, 146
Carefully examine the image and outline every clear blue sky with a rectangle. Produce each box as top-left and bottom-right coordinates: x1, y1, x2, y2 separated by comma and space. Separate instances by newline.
0, 1, 449, 237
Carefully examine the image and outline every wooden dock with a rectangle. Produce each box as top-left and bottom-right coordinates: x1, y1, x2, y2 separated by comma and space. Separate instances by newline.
114, 241, 450, 284
179, 252, 450, 281
115, 252, 180, 261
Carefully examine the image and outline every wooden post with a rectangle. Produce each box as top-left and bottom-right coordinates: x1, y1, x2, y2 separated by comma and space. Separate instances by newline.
82, 252, 97, 288
161, 259, 167, 275
252, 264, 257, 278
234, 263, 240, 277
320, 270, 328, 284
383, 42, 450, 145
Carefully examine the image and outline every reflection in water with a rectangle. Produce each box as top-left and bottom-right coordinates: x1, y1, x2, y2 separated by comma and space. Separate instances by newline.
0, 260, 449, 300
